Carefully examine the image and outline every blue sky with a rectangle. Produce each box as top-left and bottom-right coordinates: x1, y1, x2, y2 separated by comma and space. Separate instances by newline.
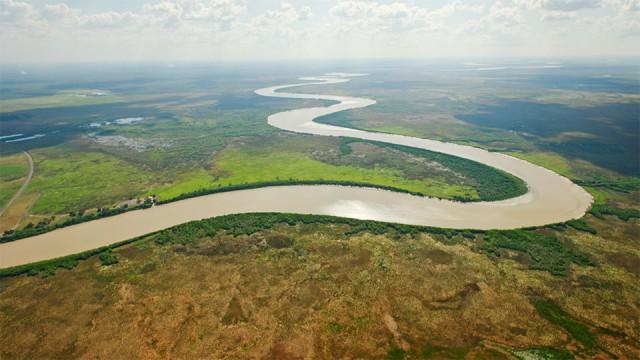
1, 0, 639, 62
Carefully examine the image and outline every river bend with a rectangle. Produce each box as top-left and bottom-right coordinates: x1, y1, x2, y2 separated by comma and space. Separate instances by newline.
0, 74, 593, 268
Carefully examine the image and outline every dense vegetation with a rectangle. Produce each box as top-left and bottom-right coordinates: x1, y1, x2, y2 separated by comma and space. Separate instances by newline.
533, 298, 596, 351
477, 230, 595, 276
459, 101, 639, 176
357, 139, 528, 201
98, 250, 119, 266
575, 177, 640, 193
589, 203, 640, 221
564, 219, 597, 234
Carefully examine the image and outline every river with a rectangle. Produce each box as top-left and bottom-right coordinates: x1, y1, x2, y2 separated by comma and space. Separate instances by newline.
0, 74, 592, 268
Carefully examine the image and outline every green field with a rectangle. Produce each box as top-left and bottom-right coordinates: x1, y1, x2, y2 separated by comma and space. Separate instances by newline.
152, 139, 478, 202
25, 147, 154, 214
0, 154, 29, 208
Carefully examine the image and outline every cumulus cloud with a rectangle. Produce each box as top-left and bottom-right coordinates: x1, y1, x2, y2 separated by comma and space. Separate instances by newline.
0, 0, 36, 22
143, 0, 247, 25
80, 11, 142, 28
430, 1, 484, 18
239, 1, 312, 39
459, 2, 525, 35
329, 1, 370, 18
42, 3, 80, 21
328, 1, 450, 33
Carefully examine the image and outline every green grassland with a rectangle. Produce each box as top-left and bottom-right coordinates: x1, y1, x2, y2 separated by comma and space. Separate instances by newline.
0, 153, 29, 207
24, 146, 154, 214
151, 136, 480, 202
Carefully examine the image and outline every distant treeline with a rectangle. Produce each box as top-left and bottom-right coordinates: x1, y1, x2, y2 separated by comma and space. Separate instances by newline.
1, 212, 595, 279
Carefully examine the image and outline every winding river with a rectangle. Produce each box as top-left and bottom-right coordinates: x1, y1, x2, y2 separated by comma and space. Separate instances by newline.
0, 74, 593, 269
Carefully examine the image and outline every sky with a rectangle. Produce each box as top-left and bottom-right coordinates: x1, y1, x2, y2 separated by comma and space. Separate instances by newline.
1, 0, 639, 62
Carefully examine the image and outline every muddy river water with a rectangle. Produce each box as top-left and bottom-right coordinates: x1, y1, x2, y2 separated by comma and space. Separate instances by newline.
0, 74, 592, 268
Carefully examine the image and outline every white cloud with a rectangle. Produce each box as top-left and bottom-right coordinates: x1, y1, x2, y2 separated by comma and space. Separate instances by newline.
0, 0, 638, 61
142, 0, 247, 27
0, 0, 36, 22
459, 2, 525, 35
328, 1, 447, 33
42, 3, 81, 21
540, 9, 577, 20
329, 0, 371, 18
429, 1, 484, 18
80, 11, 142, 28
603, 0, 640, 11
540, 0, 602, 11
240, 1, 312, 38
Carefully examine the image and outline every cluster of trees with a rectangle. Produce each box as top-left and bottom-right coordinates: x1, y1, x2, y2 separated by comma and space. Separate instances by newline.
477, 230, 595, 276
377, 141, 528, 201
337, 138, 528, 201
575, 177, 640, 193
565, 219, 597, 234
152, 212, 477, 248
98, 250, 119, 266
532, 298, 596, 351
589, 204, 640, 221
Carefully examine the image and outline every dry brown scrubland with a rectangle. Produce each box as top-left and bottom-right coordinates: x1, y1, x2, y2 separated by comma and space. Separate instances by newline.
0, 214, 638, 359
